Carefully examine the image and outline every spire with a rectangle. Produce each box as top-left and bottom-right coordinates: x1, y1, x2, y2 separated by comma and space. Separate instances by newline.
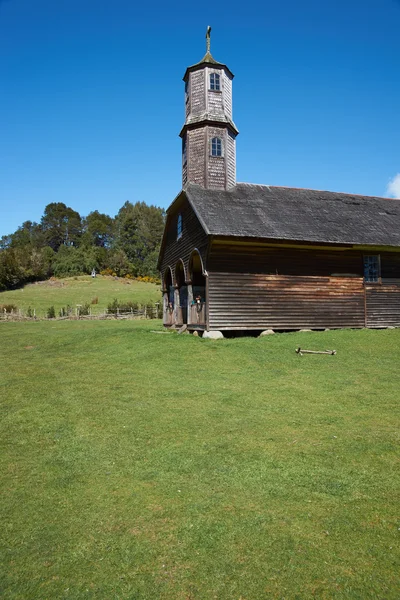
206, 26, 211, 55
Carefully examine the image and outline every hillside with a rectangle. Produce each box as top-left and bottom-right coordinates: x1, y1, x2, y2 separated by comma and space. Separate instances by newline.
0, 275, 161, 316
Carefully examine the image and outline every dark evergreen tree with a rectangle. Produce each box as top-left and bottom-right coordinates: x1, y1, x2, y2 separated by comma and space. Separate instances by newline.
41, 203, 82, 251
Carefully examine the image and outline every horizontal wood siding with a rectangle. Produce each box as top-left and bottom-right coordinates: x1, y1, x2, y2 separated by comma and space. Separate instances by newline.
226, 131, 236, 188
208, 126, 227, 190
366, 284, 400, 327
160, 198, 208, 286
190, 70, 205, 115
208, 273, 365, 330
380, 252, 400, 278
187, 128, 206, 187
222, 72, 233, 120
208, 242, 364, 276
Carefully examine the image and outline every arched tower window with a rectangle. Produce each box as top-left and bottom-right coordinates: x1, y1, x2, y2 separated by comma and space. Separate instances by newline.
211, 137, 222, 157
210, 72, 220, 91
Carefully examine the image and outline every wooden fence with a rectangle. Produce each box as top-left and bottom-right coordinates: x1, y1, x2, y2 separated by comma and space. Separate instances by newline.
0, 304, 162, 322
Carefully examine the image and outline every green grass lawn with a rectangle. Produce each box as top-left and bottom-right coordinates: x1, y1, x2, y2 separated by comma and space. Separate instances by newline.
0, 276, 161, 316
1, 321, 399, 599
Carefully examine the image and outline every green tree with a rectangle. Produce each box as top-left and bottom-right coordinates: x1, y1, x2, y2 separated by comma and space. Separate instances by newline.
83, 211, 114, 248
41, 203, 82, 251
114, 201, 164, 273
10, 221, 44, 249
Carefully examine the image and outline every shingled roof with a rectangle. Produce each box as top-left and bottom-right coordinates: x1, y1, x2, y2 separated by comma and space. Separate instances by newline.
184, 183, 400, 247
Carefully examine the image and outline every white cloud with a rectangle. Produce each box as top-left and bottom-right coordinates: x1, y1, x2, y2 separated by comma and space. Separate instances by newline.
386, 173, 400, 198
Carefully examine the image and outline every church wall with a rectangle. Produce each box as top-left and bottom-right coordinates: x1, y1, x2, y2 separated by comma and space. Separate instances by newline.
206, 242, 400, 329
190, 70, 206, 115
365, 283, 400, 327
160, 197, 208, 287
226, 131, 236, 188
208, 83, 223, 114
222, 73, 233, 120
208, 272, 365, 330
187, 128, 206, 187
207, 125, 227, 189
182, 160, 187, 187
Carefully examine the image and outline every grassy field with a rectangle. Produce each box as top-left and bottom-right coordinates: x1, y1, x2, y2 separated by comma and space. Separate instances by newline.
0, 276, 161, 316
1, 321, 399, 599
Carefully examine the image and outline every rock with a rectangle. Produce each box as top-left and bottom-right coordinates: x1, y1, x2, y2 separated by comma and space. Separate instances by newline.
177, 324, 188, 334
192, 331, 199, 336
259, 329, 275, 336
299, 329, 312, 332
202, 330, 224, 340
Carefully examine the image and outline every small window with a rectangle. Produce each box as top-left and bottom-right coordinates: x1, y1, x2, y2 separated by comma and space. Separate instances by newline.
177, 214, 183, 240
210, 72, 220, 91
211, 137, 222, 157
364, 255, 380, 282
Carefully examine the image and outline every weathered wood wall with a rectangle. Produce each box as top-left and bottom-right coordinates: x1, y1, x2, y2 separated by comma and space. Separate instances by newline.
159, 198, 208, 287
208, 242, 363, 276
208, 273, 365, 329
207, 241, 400, 330
366, 284, 400, 327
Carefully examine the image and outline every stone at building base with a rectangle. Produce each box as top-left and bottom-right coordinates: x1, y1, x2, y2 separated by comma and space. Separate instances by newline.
259, 329, 275, 336
299, 329, 312, 332
203, 330, 224, 340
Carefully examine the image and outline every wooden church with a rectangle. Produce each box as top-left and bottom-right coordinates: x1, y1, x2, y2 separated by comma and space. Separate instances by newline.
158, 29, 400, 333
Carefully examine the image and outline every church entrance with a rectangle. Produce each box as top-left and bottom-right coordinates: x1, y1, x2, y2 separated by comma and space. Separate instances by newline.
175, 261, 188, 325
188, 250, 206, 328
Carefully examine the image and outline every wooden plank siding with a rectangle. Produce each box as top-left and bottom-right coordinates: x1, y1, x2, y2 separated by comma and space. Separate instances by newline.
207, 242, 400, 330
208, 273, 365, 330
208, 242, 364, 276
159, 197, 208, 286
366, 284, 400, 327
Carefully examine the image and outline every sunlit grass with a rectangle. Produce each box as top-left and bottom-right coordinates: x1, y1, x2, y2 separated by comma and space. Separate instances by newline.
1, 321, 399, 599
0, 275, 161, 316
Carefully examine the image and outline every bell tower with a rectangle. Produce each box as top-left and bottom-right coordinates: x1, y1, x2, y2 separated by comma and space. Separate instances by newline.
180, 27, 239, 190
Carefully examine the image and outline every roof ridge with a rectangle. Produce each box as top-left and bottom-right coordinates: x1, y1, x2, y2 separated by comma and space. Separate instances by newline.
236, 182, 396, 202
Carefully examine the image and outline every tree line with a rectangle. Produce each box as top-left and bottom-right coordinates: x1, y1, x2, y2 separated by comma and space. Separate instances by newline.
0, 201, 165, 291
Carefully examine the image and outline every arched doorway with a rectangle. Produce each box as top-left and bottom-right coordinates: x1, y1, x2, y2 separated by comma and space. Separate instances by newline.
175, 260, 188, 325
188, 250, 206, 327
163, 267, 174, 326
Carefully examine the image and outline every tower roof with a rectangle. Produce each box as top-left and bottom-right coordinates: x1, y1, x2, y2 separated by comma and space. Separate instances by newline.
183, 52, 234, 81
183, 27, 234, 81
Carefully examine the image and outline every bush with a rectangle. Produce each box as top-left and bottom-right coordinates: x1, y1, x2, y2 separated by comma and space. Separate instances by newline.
107, 298, 139, 315
0, 303, 18, 313
26, 306, 34, 318
79, 303, 91, 316
91, 296, 99, 305
47, 306, 56, 319
59, 305, 72, 317
136, 275, 161, 285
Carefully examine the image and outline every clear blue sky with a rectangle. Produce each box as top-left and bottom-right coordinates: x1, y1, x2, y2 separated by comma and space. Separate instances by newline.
1, 0, 400, 238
